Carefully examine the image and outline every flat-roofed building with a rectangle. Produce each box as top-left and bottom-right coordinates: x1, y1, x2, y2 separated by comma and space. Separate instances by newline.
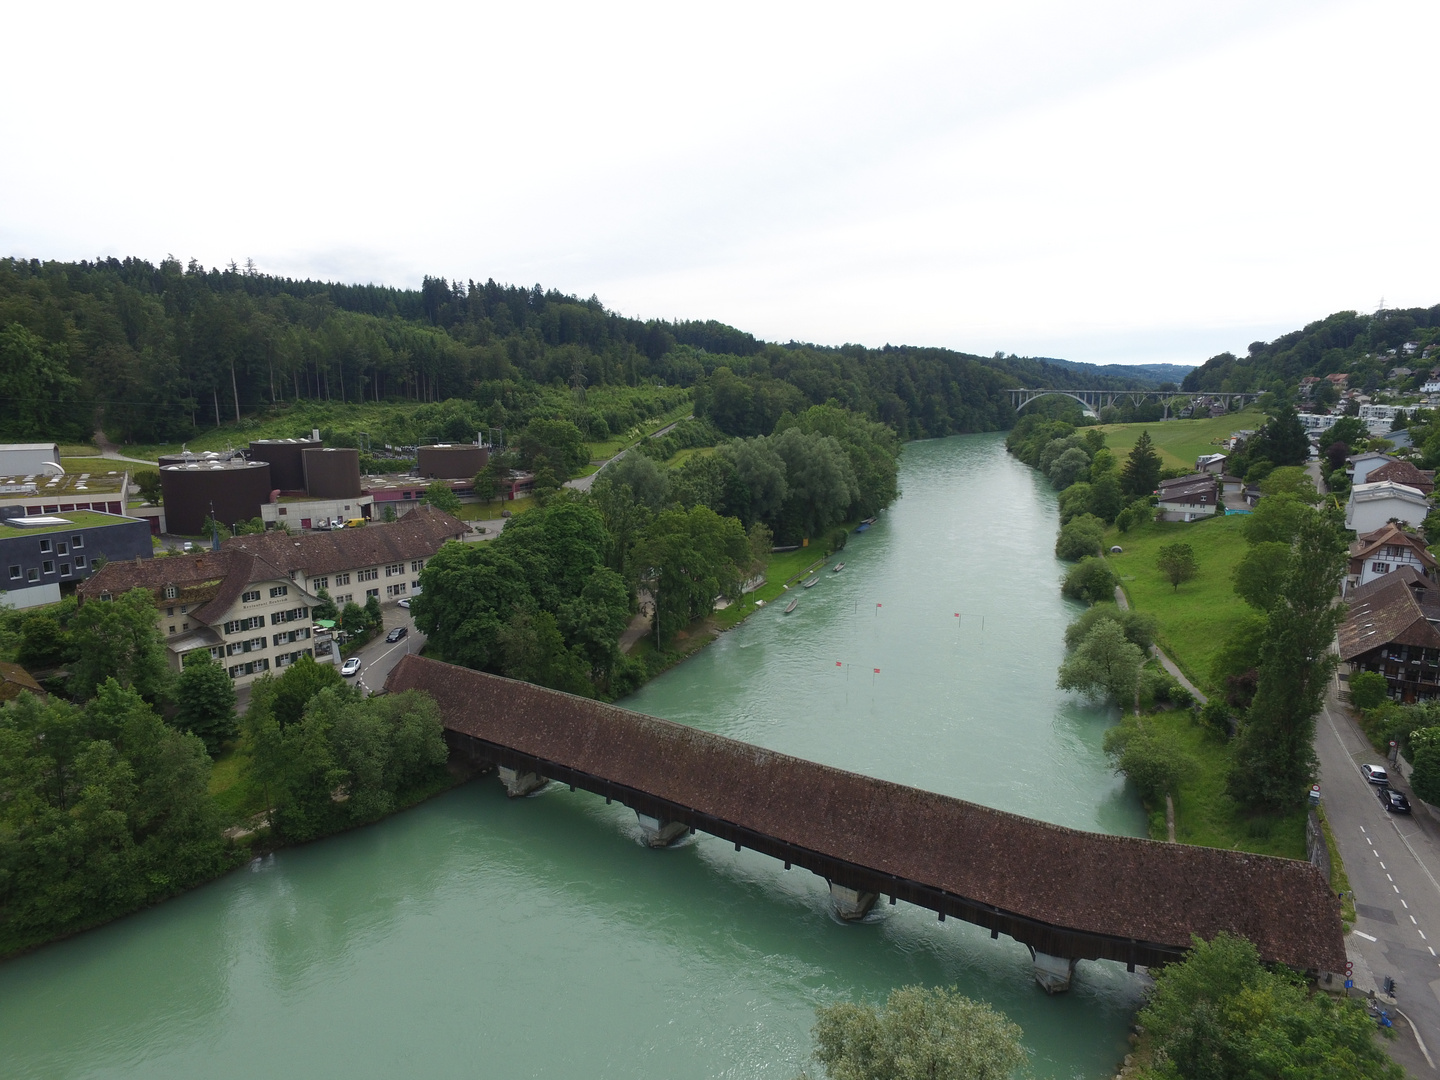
0, 510, 152, 610
0, 443, 61, 477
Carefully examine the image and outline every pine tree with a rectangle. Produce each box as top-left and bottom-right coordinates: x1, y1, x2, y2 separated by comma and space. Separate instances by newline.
1120, 430, 1162, 501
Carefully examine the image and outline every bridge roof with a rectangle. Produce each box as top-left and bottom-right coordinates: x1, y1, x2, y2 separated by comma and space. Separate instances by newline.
388, 655, 1345, 972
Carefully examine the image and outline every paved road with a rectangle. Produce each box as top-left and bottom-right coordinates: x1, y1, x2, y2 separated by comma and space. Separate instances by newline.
351, 603, 427, 696
1318, 683, 1440, 1073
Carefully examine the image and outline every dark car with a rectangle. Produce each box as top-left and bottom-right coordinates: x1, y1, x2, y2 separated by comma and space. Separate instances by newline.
1379, 786, 1412, 814
385, 626, 408, 643
1361, 764, 1390, 786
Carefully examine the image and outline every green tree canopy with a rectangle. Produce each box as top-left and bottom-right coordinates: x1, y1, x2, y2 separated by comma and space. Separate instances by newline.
68, 587, 171, 704
1061, 557, 1116, 604
1064, 604, 1157, 652
1136, 932, 1401, 1080
1058, 618, 1145, 705
1155, 543, 1198, 591
811, 985, 1027, 1080
1231, 540, 1291, 611
423, 481, 462, 515
1056, 513, 1106, 561
173, 654, 238, 754
1241, 492, 1312, 545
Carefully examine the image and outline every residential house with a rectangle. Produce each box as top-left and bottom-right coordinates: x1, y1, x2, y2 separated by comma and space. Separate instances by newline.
1339, 570, 1440, 703
1156, 474, 1219, 522
0, 510, 153, 610
1325, 373, 1350, 388
1346, 523, 1438, 594
1298, 376, 1321, 400
1366, 460, 1435, 496
1348, 450, 1397, 486
1195, 453, 1228, 474
0, 661, 45, 703
1344, 479, 1431, 534
77, 506, 468, 687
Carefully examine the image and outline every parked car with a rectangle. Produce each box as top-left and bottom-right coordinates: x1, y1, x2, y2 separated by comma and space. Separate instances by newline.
398, 597, 411, 609
1379, 786, 1412, 814
1361, 764, 1390, 786
385, 626, 408, 643
340, 657, 362, 677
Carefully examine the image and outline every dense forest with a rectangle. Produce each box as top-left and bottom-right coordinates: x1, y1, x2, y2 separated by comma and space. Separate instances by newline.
0, 256, 1173, 446
1182, 305, 1440, 396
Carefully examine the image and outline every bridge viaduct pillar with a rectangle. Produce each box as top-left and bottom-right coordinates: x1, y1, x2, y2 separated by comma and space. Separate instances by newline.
828, 882, 878, 921
635, 812, 688, 848
1028, 948, 1079, 994
497, 766, 548, 798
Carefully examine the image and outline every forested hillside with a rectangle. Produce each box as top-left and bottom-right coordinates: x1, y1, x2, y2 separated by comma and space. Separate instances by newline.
0, 256, 1166, 446
1182, 305, 1440, 396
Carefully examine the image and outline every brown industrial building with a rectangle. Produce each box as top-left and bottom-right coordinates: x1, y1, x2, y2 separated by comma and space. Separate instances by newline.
249, 438, 321, 491
302, 447, 362, 499
417, 443, 488, 480
160, 458, 274, 535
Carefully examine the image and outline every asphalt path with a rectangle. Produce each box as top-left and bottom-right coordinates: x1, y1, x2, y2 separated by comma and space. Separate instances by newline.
350, 603, 426, 696
1319, 682, 1440, 1073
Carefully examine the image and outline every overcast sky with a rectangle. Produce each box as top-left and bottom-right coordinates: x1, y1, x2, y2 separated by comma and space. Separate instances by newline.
4, 0, 1436, 366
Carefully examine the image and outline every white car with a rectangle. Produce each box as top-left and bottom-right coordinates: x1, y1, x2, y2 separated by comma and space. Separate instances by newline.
340, 657, 362, 677
398, 598, 411, 609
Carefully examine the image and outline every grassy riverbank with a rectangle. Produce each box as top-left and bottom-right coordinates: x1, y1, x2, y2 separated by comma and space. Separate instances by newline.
1096, 408, 1266, 471
1106, 513, 1250, 694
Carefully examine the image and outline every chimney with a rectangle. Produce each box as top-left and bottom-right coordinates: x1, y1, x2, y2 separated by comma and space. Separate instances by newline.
312, 428, 321, 442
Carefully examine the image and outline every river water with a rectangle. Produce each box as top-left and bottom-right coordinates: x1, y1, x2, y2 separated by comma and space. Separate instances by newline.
0, 433, 1147, 1080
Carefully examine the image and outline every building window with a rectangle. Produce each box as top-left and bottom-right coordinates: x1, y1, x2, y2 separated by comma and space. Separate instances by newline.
357, 568, 378, 582
60, 563, 70, 577
279, 507, 287, 515
74, 555, 86, 569
27, 569, 39, 582
242, 589, 260, 603
386, 583, 407, 597
39, 539, 51, 553
411, 560, 425, 573
180, 605, 188, 614
312, 576, 328, 591
164, 585, 177, 599
1373, 562, 1390, 574
56, 542, 67, 556
334, 573, 350, 586
169, 626, 177, 634
42, 561, 53, 575
385, 563, 404, 577
72, 535, 83, 548
366, 588, 379, 599
7, 566, 18, 580
270, 585, 288, 598
100, 591, 111, 601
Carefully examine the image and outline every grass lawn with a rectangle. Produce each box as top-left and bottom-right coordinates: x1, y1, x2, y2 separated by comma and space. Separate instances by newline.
208, 749, 263, 822
666, 446, 716, 467
61, 456, 150, 474
1097, 407, 1267, 471
585, 401, 694, 463
456, 495, 538, 521
1144, 707, 1306, 859
1106, 513, 1252, 693
711, 547, 828, 631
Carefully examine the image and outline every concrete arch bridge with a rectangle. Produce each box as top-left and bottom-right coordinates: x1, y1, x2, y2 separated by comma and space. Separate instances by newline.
1006, 388, 1258, 418
386, 655, 1344, 993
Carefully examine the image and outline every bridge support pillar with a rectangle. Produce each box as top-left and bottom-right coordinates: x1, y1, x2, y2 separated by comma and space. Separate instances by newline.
635, 812, 688, 847
828, 882, 878, 921
1028, 949, 1078, 994
497, 766, 547, 798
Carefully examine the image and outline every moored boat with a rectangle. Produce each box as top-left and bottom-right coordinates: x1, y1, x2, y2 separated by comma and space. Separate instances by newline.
784, 598, 798, 613
832, 562, 845, 572
802, 576, 819, 589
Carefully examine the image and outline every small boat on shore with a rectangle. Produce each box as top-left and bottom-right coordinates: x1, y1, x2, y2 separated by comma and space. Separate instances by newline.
802, 576, 819, 589
784, 598, 798, 613
832, 562, 845, 573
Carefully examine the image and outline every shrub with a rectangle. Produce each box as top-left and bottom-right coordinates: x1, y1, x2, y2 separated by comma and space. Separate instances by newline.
1347, 671, 1389, 711
1055, 513, 1106, 561
1063, 605, 1157, 652
1061, 557, 1116, 604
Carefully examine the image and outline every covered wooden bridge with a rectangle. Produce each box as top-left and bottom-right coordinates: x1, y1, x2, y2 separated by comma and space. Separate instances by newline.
386, 655, 1345, 991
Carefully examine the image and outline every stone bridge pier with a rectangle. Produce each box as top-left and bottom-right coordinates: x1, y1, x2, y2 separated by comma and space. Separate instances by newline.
1028, 947, 1079, 994
828, 882, 878, 921
635, 812, 688, 848
497, 766, 548, 798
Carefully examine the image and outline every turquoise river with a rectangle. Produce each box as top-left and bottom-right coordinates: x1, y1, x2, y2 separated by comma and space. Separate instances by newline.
0, 433, 1148, 1079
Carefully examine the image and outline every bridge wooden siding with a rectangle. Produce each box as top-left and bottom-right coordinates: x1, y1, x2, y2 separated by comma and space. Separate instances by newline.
387, 655, 1346, 974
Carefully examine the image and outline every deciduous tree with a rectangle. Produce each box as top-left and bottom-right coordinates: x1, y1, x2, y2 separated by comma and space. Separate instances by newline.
1058, 618, 1144, 706
1155, 543, 1198, 591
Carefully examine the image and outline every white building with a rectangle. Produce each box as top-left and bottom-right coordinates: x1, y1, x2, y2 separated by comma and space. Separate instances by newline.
1345, 480, 1431, 534
1297, 413, 1338, 435
1349, 451, 1397, 486
0, 443, 61, 477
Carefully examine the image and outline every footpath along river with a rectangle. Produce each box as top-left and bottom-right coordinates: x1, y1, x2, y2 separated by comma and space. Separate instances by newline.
0, 433, 1147, 1079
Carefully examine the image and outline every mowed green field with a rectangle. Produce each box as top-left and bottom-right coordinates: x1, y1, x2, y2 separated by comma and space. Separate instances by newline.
1097, 408, 1267, 471
1106, 512, 1252, 693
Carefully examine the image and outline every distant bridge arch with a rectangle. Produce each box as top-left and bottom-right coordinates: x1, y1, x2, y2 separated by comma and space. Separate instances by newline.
1006, 388, 1259, 417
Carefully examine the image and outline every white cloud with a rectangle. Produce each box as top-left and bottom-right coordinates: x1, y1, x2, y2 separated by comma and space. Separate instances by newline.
2, 0, 1434, 365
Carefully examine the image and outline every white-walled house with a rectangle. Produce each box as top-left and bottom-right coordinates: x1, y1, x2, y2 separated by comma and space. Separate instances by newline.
1349, 451, 1398, 486
1345, 480, 1431, 534
1346, 523, 1438, 594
